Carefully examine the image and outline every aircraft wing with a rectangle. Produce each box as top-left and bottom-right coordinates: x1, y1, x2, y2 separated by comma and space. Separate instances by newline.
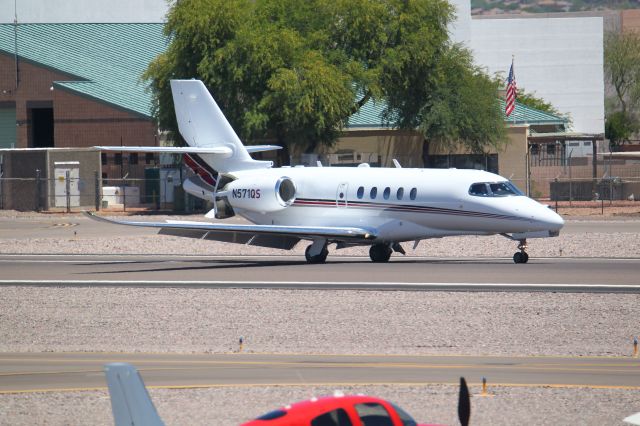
104, 363, 164, 426
84, 212, 376, 249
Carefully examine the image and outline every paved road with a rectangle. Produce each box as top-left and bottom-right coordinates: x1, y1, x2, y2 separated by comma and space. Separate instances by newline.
1, 352, 638, 393
0, 254, 639, 292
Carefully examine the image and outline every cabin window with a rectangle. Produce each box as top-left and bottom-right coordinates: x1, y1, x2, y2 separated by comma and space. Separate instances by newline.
357, 186, 364, 199
311, 408, 353, 426
383, 187, 390, 200
370, 187, 377, 199
397, 188, 404, 200
354, 403, 393, 426
409, 188, 417, 200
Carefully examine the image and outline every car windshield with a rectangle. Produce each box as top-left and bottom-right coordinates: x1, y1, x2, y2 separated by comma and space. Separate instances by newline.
469, 181, 524, 197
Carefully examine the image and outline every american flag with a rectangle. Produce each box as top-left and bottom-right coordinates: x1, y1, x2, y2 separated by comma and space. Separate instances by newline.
505, 61, 516, 117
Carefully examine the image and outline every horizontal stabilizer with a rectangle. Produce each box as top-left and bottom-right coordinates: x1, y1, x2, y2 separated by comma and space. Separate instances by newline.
104, 363, 164, 426
94, 145, 281, 155
84, 211, 376, 244
94, 146, 233, 157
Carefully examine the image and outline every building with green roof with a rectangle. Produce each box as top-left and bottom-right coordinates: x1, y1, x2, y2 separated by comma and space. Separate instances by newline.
0, 23, 166, 152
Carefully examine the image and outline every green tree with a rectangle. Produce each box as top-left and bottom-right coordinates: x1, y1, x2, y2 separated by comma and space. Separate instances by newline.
604, 31, 640, 148
399, 45, 507, 155
145, 0, 507, 163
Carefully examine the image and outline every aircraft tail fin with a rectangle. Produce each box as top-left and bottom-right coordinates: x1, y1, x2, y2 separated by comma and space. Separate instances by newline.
104, 363, 165, 426
170, 79, 272, 173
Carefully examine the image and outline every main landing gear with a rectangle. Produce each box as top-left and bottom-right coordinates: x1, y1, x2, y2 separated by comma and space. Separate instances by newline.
369, 243, 392, 263
305, 244, 328, 264
513, 239, 529, 264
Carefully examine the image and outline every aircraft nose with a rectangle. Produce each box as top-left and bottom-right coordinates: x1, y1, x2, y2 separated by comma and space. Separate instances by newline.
539, 206, 564, 231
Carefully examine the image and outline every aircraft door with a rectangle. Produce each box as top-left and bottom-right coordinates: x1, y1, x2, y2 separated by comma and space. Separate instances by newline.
336, 182, 348, 208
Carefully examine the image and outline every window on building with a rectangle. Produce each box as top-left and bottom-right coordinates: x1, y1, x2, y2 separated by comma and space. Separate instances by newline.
101, 153, 107, 166
546, 144, 556, 155
357, 186, 364, 199
145, 152, 154, 165
129, 153, 138, 165
114, 153, 123, 165
370, 187, 377, 199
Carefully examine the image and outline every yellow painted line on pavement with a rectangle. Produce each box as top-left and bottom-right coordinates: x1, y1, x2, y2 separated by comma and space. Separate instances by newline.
2, 381, 640, 395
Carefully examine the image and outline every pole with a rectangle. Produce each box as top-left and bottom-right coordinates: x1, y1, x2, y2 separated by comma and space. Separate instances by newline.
94, 170, 100, 211
35, 169, 41, 212
65, 170, 70, 213
13, 0, 19, 90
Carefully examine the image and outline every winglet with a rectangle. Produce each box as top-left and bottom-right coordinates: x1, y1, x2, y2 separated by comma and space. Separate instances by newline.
624, 412, 640, 425
104, 363, 165, 426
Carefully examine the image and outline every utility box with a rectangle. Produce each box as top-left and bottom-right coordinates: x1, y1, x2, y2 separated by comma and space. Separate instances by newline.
54, 161, 80, 207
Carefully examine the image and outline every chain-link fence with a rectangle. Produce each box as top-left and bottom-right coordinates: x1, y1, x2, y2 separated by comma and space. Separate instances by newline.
1, 163, 638, 213
0, 168, 207, 212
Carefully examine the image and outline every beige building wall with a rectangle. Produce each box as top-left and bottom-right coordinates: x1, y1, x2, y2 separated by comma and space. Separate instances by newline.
334, 125, 530, 183
497, 126, 529, 189
333, 130, 424, 168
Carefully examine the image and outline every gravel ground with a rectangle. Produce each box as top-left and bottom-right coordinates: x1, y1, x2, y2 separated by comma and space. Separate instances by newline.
1, 211, 640, 425
1, 288, 639, 356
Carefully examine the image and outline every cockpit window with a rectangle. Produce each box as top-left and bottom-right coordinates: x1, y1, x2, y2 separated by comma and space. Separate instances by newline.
469, 183, 489, 196
469, 181, 524, 197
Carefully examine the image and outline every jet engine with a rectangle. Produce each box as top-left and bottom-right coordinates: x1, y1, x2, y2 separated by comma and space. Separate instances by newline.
224, 176, 296, 213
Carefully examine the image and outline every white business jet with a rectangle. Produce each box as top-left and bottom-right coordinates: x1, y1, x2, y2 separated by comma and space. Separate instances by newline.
90, 79, 564, 264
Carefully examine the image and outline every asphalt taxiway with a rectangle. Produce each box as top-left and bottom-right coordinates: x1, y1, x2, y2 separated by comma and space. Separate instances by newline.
0, 254, 639, 292
1, 352, 639, 394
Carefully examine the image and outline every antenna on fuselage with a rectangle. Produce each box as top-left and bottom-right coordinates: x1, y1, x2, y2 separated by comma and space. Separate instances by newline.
392, 159, 402, 168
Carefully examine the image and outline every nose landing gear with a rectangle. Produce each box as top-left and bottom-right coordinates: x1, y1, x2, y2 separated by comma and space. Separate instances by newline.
513, 239, 529, 264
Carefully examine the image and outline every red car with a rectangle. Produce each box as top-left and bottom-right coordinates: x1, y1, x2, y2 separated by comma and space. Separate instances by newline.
241, 392, 442, 426
104, 363, 469, 426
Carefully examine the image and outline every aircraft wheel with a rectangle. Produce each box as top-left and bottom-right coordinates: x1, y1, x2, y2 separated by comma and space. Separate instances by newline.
369, 244, 392, 263
513, 252, 528, 264
305, 245, 328, 264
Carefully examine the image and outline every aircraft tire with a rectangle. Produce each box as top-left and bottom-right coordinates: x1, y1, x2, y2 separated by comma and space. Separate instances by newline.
305, 245, 328, 264
369, 244, 392, 263
513, 252, 528, 264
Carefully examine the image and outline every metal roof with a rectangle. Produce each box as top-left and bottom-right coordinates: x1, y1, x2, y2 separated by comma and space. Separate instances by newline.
0, 23, 167, 118
347, 98, 568, 129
